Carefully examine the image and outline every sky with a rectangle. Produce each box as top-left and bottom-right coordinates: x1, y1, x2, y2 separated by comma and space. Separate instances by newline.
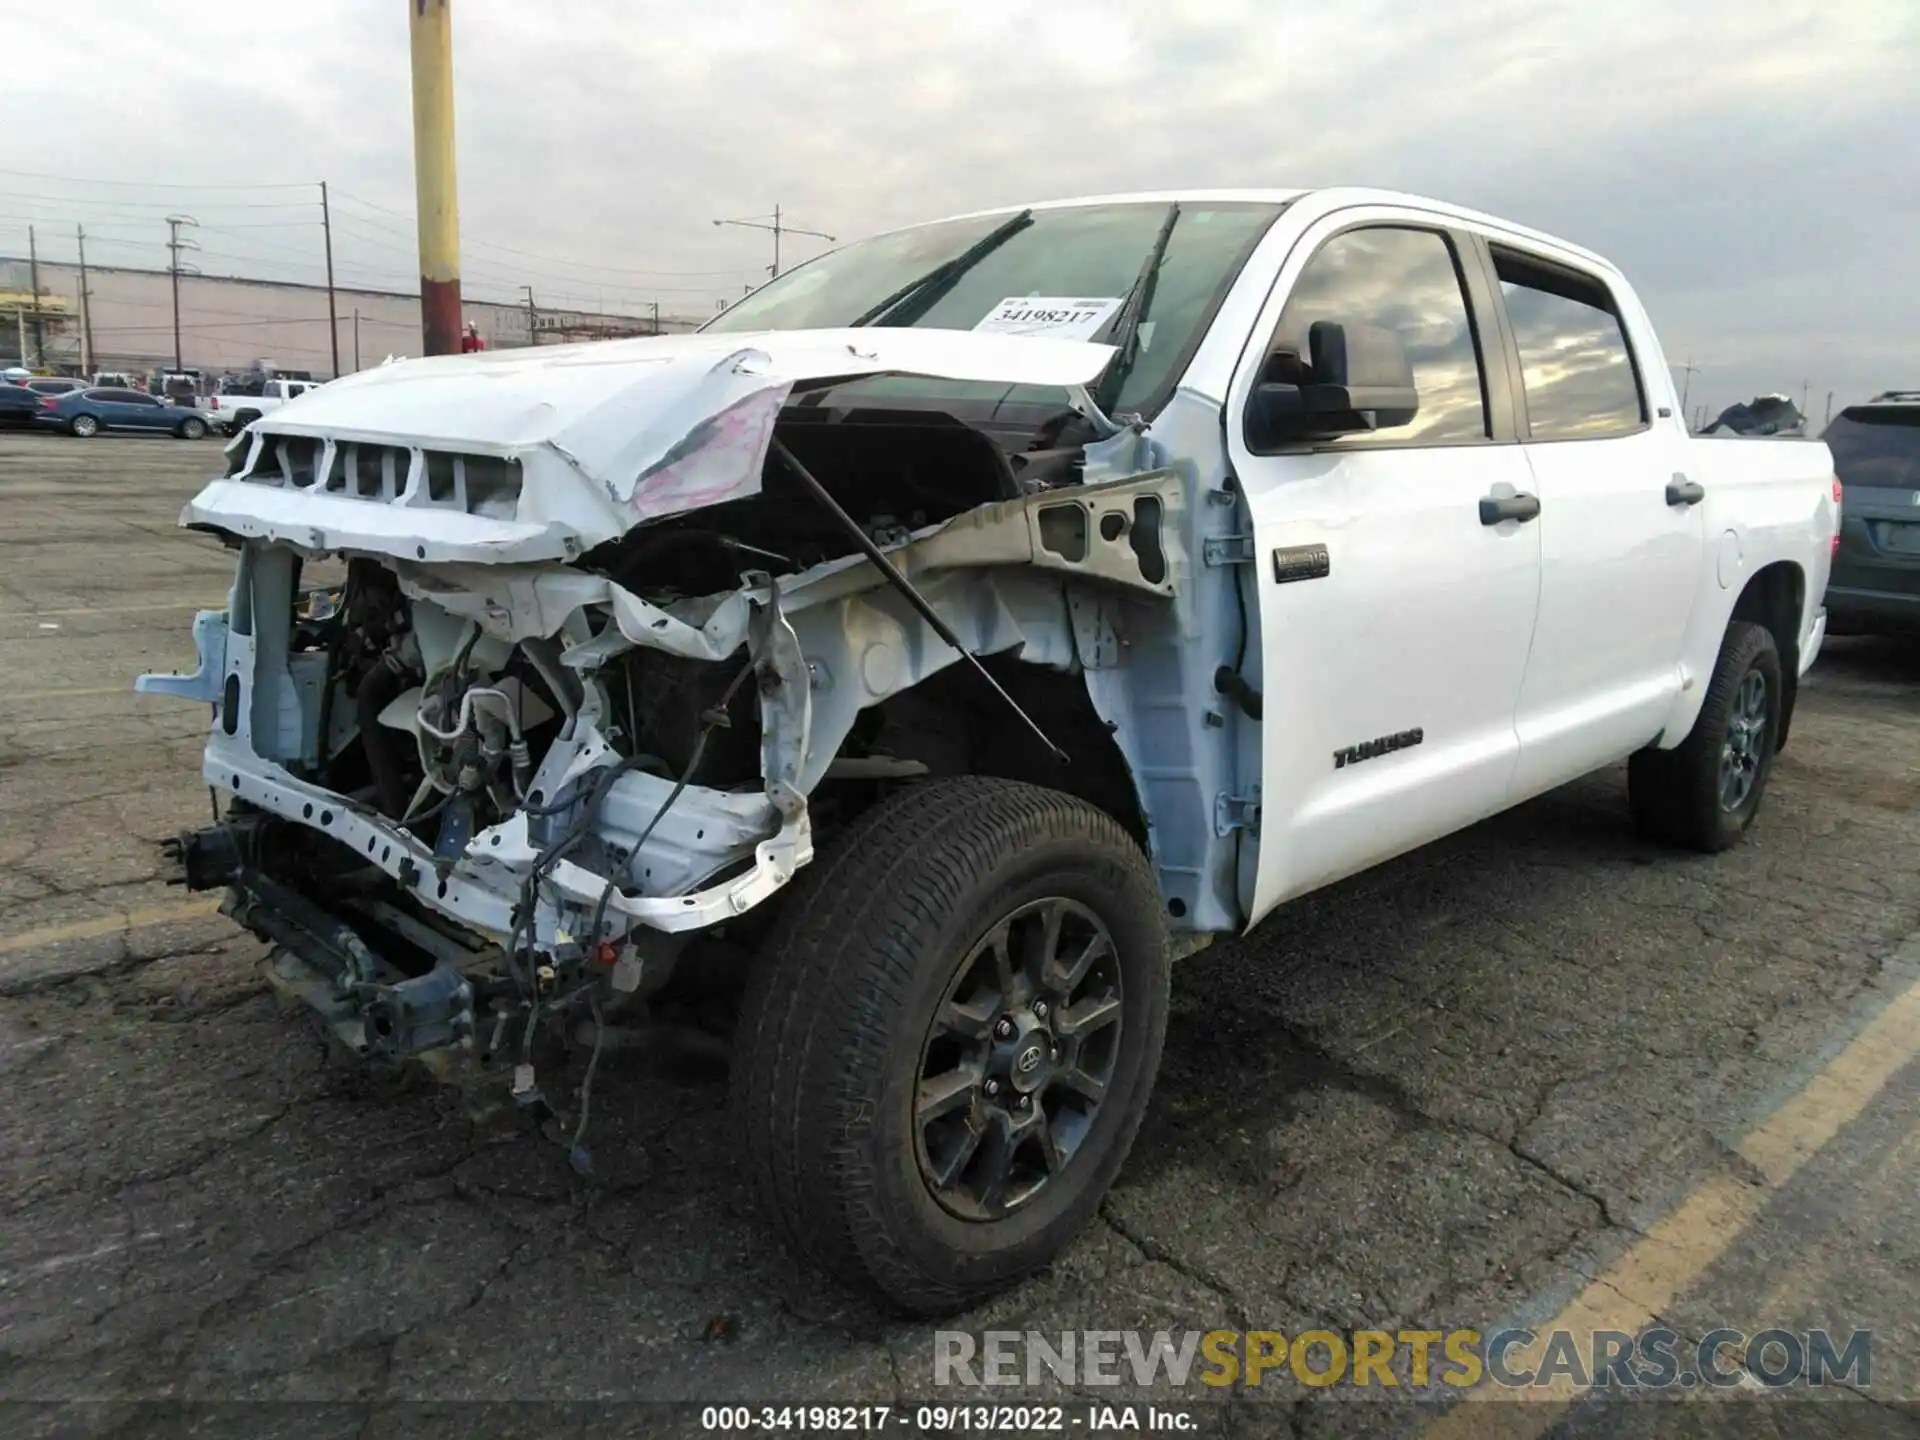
3, 0, 1914, 418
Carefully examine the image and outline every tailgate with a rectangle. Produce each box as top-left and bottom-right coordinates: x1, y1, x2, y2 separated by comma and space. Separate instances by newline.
1843, 484, 1920, 567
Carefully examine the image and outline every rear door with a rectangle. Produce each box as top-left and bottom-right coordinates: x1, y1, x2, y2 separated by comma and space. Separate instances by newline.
1824, 403, 1920, 619
1228, 213, 1543, 916
1487, 243, 1705, 797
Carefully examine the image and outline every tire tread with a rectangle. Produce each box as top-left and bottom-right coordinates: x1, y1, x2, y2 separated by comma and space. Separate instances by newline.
731, 776, 1166, 1314
1629, 620, 1780, 852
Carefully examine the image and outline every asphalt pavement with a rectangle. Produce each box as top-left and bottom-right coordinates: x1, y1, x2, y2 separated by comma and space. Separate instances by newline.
1, 431, 1916, 1438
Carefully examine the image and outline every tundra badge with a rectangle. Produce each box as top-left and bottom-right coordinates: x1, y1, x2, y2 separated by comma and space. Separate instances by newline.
1333, 728, 1425, 769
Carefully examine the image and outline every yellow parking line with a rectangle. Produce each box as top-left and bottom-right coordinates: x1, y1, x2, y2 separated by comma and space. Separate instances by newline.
1426, 965, 1920, 1436
0, 898, 223, 957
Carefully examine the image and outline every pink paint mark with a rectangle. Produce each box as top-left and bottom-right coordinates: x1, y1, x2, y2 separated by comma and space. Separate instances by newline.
631, 387, 786, 520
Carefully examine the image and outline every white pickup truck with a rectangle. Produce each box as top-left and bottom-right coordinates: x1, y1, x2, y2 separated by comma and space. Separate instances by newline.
200, 377, 322, 435
140, 188, 1836, 1314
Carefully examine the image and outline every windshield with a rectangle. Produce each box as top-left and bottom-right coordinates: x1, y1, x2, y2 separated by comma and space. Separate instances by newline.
704, 201, 1285, 416
1824, 407, 1920, 490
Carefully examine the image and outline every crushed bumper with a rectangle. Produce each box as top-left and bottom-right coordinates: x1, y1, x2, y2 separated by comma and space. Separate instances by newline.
170, 819, 485, 1064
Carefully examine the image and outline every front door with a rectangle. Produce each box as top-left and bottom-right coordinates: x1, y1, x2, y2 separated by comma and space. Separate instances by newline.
1227, 217, 1543, 919
123, 394, 170, 429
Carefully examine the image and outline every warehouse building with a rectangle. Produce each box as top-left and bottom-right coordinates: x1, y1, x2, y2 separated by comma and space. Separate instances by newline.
0, 256, 700, 380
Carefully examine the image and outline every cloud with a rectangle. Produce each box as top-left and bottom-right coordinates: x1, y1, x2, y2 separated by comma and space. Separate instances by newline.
3, 0, 1913, 411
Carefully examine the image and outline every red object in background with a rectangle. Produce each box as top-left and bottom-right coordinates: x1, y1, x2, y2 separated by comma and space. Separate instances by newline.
459, 326, 485, 353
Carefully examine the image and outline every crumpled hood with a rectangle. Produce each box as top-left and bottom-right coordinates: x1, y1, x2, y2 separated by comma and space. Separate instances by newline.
186, 327, 1115, 563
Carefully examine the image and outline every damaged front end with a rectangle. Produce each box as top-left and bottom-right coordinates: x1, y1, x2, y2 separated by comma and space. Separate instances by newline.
139, 330, 1198, 1114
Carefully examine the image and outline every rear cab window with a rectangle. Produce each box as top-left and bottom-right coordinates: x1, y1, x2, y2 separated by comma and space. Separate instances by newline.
1492, 246, 1646, 441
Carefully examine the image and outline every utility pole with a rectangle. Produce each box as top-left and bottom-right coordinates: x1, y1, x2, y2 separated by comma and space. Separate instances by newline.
1824, 391, 1834, 428
713, 203, 833, 280
76, 225, 94, 376
649, 300, 659, 335
320, 181, 341, 377
26, 225, 42, 368
353, 308, 361, 371
1675, 355, 1698, 416
409, 0, 461, 356
165, 215, 200, 374
520, 285, 538, 348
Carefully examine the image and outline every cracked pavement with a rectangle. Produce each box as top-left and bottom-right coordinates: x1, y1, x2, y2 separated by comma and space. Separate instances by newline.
2, 433, 1918, 1438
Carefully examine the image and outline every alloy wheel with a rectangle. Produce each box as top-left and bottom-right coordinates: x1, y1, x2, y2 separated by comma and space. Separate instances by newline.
913, 897, 1123, 1221
1719, 668, 1768, 812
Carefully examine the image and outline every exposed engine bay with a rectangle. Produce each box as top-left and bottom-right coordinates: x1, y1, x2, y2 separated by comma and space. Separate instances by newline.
139, 330, 1252, 1157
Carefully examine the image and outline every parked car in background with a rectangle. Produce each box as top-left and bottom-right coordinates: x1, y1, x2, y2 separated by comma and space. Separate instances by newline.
37, 387, 209, 438
1824, 390, 1920, 634
202, 377, 321, 434
0, 383, 42, 428
90, 371, 139, 390
24, 377, 88, 397
156, 371, 202, 404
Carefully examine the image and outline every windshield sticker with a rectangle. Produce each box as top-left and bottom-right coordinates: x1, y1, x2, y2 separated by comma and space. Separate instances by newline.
973, 296, 1123, 343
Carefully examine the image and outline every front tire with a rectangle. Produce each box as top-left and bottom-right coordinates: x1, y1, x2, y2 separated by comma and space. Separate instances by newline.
732, 777, 1169, 1315
69, 414, 99, 438
1629, 620, 1782, 851
178, 416, 207, 440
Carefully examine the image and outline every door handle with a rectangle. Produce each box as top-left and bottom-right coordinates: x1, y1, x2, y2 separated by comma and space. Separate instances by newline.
1666, 476, 1706, 506
1479, 492, 1542, 525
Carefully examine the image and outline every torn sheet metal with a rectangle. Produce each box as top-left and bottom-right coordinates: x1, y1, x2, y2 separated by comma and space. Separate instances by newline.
377, 471, 1190, 685
183, 328, 1120, 565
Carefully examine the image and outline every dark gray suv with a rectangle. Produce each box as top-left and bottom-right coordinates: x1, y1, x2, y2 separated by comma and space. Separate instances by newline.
1825, 392, 1920, 634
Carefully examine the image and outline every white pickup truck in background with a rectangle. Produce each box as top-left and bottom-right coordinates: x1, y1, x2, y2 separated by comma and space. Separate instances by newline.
200, 377, 322, 435
141, 187, 1837, 1314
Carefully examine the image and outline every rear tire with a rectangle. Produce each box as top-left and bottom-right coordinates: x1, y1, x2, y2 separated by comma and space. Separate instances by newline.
232, 410, 261, 431
732, 777, 1170, 1315
69, 414, 99, 438
1629, 620, 1781, 852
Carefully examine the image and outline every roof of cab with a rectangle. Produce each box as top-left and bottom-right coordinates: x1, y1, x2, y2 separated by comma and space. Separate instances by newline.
905, 187, 1620, 279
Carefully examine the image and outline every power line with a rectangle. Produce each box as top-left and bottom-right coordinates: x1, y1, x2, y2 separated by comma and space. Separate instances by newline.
0, 216, 269, 236
331, 190, 760, 277
713, 203, 834, 279
325, 216, 733, 294
0, 168, 314, 191
0, 171, 760, 303
0, 191, 318, 213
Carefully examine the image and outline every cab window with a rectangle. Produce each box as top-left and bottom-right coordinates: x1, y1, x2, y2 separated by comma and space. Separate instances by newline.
1493, 247, 1645, 441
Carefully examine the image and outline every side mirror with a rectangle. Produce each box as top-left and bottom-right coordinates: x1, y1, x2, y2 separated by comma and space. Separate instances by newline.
1246, 320, 1420, 447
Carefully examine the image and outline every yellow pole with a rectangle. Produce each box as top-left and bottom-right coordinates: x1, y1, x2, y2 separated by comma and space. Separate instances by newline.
408, 0, 461, 356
